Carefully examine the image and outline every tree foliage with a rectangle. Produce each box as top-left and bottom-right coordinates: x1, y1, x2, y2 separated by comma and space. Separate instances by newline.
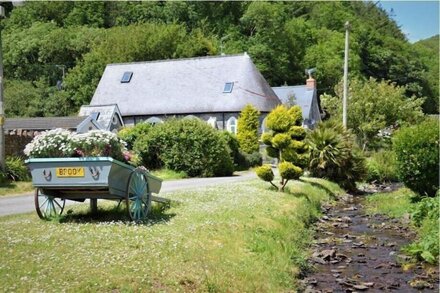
1, 1, 437, 117
236, 104, 260, 154
256, 105, 306, 191
321, 78, 424, 150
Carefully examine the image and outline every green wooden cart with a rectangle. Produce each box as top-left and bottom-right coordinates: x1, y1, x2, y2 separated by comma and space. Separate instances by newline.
25, 157, 163, 222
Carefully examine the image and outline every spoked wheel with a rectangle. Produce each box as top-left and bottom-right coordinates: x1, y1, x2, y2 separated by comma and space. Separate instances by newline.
126, 169, 151, 222
34, 188, 65, 220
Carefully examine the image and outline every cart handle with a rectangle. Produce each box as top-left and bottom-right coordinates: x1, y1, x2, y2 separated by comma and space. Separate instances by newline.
89, 166, 100, 179
43, 170, 51, 180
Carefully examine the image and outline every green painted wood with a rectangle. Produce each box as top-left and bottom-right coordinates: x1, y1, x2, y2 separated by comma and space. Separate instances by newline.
26, 157, 162, 200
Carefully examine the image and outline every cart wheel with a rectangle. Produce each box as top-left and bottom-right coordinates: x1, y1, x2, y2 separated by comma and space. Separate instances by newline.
126, 169, 151, 222
34, 188, 65, 220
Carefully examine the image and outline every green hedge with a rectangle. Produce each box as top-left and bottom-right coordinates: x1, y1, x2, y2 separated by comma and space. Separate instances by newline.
134, 119, 233, 177
393, 119, 439, 197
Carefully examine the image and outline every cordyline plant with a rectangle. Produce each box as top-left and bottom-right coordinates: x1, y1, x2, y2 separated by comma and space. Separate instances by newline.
256, 105, 306, 191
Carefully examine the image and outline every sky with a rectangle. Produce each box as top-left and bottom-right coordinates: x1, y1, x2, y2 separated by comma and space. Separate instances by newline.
378, 1, 439, 43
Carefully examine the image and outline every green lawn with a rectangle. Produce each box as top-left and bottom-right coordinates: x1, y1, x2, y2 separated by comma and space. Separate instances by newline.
0, 177, 343, 292
150, 168, 188, 180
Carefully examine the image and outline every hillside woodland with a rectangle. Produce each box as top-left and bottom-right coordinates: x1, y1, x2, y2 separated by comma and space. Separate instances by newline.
1, 1, 438, 117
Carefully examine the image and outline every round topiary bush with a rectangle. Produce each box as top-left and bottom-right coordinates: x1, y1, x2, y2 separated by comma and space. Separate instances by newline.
278, 161, 302, 181
256, 164, 274, 182
134, 119, 233, 177
393, 119, 439, 197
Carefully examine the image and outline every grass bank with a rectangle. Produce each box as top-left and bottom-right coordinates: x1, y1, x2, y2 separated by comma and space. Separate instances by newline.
365, 188, 439, 264
0, 177, 343, 292
0, 181, 34, 196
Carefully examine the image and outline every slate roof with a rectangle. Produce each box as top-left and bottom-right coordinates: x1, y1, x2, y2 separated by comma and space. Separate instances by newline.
272, 85, 315, 119
79, 104, 124, 130
5, 116, 90, 131
90, 53, 281, 116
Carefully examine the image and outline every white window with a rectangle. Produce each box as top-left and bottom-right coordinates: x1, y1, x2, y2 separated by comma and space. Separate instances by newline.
207, 117, 218, 129
226, 117, 237, 134
261, 117, 268, 133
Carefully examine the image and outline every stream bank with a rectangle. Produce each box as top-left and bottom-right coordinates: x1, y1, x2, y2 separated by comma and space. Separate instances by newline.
301, 188, 439, 292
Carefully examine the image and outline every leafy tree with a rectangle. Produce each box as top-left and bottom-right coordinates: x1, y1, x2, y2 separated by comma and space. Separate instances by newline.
321, 77, 424, 150
237, 104, 260, 154
2, 1, 437, 118
413, 35, 439, 113
256, 105, 306, 191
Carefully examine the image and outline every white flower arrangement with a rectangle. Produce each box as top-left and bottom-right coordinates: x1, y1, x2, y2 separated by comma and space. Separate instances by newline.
24, 129, 133, 163
24, 129, 74, 158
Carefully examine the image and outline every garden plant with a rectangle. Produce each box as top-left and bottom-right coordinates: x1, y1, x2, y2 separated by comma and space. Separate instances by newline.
256, 105, 306, 191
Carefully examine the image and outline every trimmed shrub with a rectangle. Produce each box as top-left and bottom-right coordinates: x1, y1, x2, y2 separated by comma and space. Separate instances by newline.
219, 131, 246, 171
256, 164, 274, 182
135, 119, 233, 177
243, 151, 262, 168
262, 105, 307, 168
5, 156, 30, 181
307, 121, 367, 191
237, 104, 261, 154
366, 150, 398, 183
279, 161, 302, 181
118, 122, 152, 149
393, 119, 439, 197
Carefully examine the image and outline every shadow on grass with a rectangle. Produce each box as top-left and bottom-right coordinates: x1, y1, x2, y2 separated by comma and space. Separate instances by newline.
285, 190, 312, 203
299, 178, 339, 199
57, 201, 175, 226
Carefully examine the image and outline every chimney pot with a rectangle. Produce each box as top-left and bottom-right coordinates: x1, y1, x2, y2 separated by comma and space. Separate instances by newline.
306, 78, 316, 90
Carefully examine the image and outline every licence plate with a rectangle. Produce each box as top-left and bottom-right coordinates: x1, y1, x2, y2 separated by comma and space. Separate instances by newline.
56, 167, 85, 177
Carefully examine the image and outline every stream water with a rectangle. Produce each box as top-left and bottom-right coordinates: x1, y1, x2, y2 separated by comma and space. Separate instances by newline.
301, 191, 439, 292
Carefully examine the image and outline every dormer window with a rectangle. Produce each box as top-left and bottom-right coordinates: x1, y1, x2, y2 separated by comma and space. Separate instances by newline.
121, 72, 133, 83
223, 82, 234, 93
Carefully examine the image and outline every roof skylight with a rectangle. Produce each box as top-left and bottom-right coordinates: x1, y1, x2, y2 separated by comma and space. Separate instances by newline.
121, 72, 133, 83
223, 82, 234, 93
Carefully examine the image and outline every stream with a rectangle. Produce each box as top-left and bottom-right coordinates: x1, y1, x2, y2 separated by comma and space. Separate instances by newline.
301, 189, 439, 292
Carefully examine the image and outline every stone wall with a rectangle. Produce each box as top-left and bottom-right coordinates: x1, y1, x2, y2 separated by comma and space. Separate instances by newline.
5, 134, 33, 157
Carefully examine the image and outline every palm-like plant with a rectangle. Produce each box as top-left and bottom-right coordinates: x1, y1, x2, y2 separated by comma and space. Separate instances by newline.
306, 121, 366, 191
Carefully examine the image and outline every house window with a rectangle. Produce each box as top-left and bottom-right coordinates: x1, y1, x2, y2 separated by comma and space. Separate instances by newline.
223, 82, 234, 93
261, 117, 268, 133
121, 72, 133, 83
226, 117, 237, 134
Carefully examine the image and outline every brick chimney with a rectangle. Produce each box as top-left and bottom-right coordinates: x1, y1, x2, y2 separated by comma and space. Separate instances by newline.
306, 78, 316, 90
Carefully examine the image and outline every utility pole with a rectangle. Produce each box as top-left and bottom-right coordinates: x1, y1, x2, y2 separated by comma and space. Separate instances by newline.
0, 5, 5, 171
342, 21, 350, 128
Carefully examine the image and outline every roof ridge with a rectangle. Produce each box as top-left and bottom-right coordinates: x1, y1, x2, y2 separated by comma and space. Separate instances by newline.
106, 53, 249, 67
272, 85, 306, 89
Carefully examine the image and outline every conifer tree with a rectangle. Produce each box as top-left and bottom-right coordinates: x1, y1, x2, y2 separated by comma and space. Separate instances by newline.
256, 105, 307, 191
236, 104, 260, 154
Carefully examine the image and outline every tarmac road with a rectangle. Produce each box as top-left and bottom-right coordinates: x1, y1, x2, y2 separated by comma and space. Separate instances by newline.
0, 171, 256, 217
